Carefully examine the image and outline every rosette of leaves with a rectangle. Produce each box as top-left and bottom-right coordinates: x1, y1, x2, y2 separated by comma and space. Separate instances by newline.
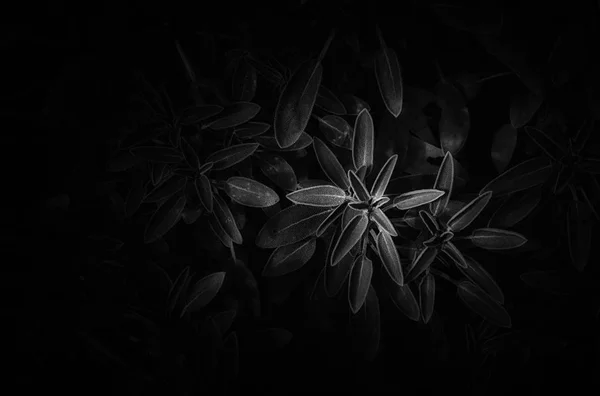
392, 151, 528, 327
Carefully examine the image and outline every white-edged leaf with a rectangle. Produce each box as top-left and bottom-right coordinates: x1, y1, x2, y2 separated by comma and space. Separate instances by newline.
331, 212, 369, 266
468, 228, 528, 250
377, 230, 403, 286
352, 108, 375, 171
313, 137, 351, 189
394, 189, 446, 210
348, 254, 373, 314
262, 237, 317, 277
286, 185, 347, 207
224, 177, 279, 208
430, 151, 455, 216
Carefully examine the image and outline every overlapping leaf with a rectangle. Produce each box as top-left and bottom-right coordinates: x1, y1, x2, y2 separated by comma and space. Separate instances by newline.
325, 240, 355, 297
234, 121, 271, 139
331, 213, 369, 266
144, 174, 187, 203
430, 152, 455, 216
262, 237, 317, 277
286, 185, 346, 207
313, 137, 350, 190
180, 105, 224, 125
348, 254, 373, 314
195, 174, 213, 212
468, 228, 528, 250
406, 246, 438, 283
394, 189, 445, 211
457, 281, 511, 328
488, 186, 542, 228
232, 60, 258, 102
348, 170, 370, 202
205, 102, 261, 130
524, 126, 566, 161
377, 230, 403, 286
352, 108, 375, 171
510, 91, 544, 129
479, 156, 553, 197
315, 85, 347, 115
340, 94, 371, 115
317, 114, 353, 149
212, 194, 243, 245
224, 177, 279, 208
382, 266, 420, 321
255, 132, 313, 152
491, 123, 518, 173
205, 143, 259, 171
370, 154, 398, 199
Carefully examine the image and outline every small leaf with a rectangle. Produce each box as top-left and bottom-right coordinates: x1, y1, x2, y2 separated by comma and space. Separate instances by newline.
259, 154, 298, 191
468, 228, 528, 250
312, 137, 351, 190
406, 246, 438, 283
205, 143, 259, 171
371, 207, 397, 236
430, 151, 455, 216
232, 60, 258, 102
317, 114, 353, 149
144, 192, 186, 244
180, 272, 226, 317
567, 200, 592, 272
286, 185, 346, 207
348, 254, 373, 314
491, 123, 518, 173
263, 237, 317, 277
348, 170, 370, 202
195, 174, 213, 212
205, 102, 261, 130
510, 91, 544, 129
459, 255, 504, 304
488, 186, 542, 228
524, 126, 566, 161
256, 205, 334, 248
144, 174, 187, 203
447, 191, 493, 232
331, 213, 369, 266
315, 85, 347, 115
369, 154, 398, 199
131, 146, 183, 163
479, 157, 553, 197
234, 121, 271, 139
213, 194, 243, 245
180, 105, 224, 125
352, 108, 375, 171
383, 267, 420, 321
419, 273, 436, 324
377, 230, 403, 286
457, 281, 511, 328
394, 189, 446, 210
224, 177, 279, 208
374, 28, 403, 117
441, 241, 468, 269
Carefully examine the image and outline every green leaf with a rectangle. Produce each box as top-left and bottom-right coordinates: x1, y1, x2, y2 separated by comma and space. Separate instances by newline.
179, 105, 224, 125
441, 241, 468, 268
370, 154, 398, 199
131, 145, 184, 163
394, 189, 446, 210
317, 114, 353, 149
262, 237, 317, 277
144, 174, 187, 203
459, 255, 504, 304
312, 137, 351, 191
315, 85, 347, 115
524, 126, 566, 161
567, 200, 592, 272
510, 91, 544, 129
144, 192, 186, 244
208, 212, 233, 248
377, 230, 403, 286
234, 121, 271, 139
382, 266, 420, 321
205, 102, 261, 130
418, 209, 440, 234
468, 228, 528, 250
224, 177, 279, 208
331, 212, 369, 266
479, 157, 553, 197
374, 35, 403, 118
256, 205, 334, 249
419, 273, 436, 324
212, 194, 243, 244
430, 151, 455, 216
195, 174, 213, 212
259, 154, 298, 191
352, 108, 375, 171
232, 60, 257, 102
286, 185, 346, 207
205, 143, 259, 171
180, 272, 226, 317
457, 281, 511, 328
348, 170, 370, 202
255, 132, 313, 152
488, 186, 542, 228
447, 191, 492, 232
406, 246, 438, 283
491, 123, 518, 173
371, 207, 397, 236
348, 254, 373, 314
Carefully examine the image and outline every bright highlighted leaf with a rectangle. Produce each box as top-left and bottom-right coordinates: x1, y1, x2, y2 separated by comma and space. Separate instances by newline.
441, 241, 468, 268
348, 170, 370, 202
447, 191, 493, 232
313, 137, 351, 190
224, 177, 279, 208
459, 255, 504, 304
419, 273, 436, 324
317, 114, 353, 149
213, 194, 243, 245
488, 186, 541, 228
315, 85, 347, 115
370, 154, 398, 199
331, 212, 369, 266
406, 246, 438, 283
394, 189, 445, 210
377, 230, 403, 286
371, 207, 397, 236
255, 132, 313, 152
286, 185, 346, 207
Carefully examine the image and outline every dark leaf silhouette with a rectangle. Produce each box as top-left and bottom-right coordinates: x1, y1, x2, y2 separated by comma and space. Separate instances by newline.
107, 150, 143, 172
255, 132, 313, 152
352, 285, 380, 362
125, 172, 146, 218
459, 255, 504, 304
180, 105, 224, 125
259, 154, 298, 191
234, 121, 271, 139
370, 154, 398, 199
348, 254, 373, 314
371, 207, 397, 236
195, 174, 213, 212
377, 230, 403, 286
491, 123, 517, 173
447, 191, 492, 232
317, 114, 353, 149
313, 137, 351, 190
167, 266, 191, 313
331, 212, 369, 266
488, 186, 542, 228
524, 126, 566, 161
224, 177, 279, 208
340, 94, 371, 115
348, 170, 370, 202
205, 102, 261, 130
205, 143, 259, 171
479, 157, 553, 197
510, 91, 544, 129
144, 192, 186, 244
208, 213, 233, 248
325, 240, 355, 297
263, 237, 317, 277
213, 194, 243, 245
419, 273, 436, 324
436, 78, 470, 155
232, 60, 258, 102
315, 85, 347, 115
458, 281, 511, 328
441, 241, 467, 269
131, 146, 183, 163
144, 174, 187, 203
374, 28, 403, 117
406, 246, 438, 283
181, 272, 226, 317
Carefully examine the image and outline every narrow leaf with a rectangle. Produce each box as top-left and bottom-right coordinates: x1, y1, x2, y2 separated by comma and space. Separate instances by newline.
419, 273, 436, 324
479, 157, 553, 197
180, 272, 226, 317
342, 204, 366, 230
491, 123, 518, 173
262, 237, 317, 277
144, 192, 186, 244
394, 189, 446, 210
352, 108, 375, 171
406, 246, 438, 283
441, 241, 468, 268
315, 85, 347, 115
213, 194, 243, 245
457, 281, 511, 328
384, 271, 420, 321
374, 29, 403, 117
459, 255, 504, 304
488, 186, 542, 228
316, 202, 346, 237
286, 185, 346, 207
377, 230, 403, 286
205, 143, 259, 171
195, 174, 213, 212
524, 126, 566, 161
370, 154, 398, 199
312, 137, 351, 189
447, 191, 493, 232
255, 132, 313, 152
430, 151, 455, 216
205, 102, 261, 130
418, 209, 440, 234
348, 254, 373, 314
348, 170, 370, 202
331, 213, 369, 266
223, 177, 279, 208
469, 228, 528, 250
371, 207, 397, 236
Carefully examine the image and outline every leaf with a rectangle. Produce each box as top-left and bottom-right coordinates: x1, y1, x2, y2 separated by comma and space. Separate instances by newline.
406, 246, 438, 283
377, 230, 403, 286
394, 189, 446, 210
491, 124, 518, 173
384, 270, 420, 321
144, 192, 186, 244
479, 157, 553, 197
181, 208, 202, 224
317, 114, 353, 149
209, 214, 233, 248
488, 186, 542, 228
441, 241, 468, 269
459, 255, 504, 304
418, 209, 440, 234
234, 121, 271, 139
205, 102, 261, 130
195, 174, 213, 212
262, 237, 317, 277
468, 228, 528, 250
205, 143, 259, 171
325, 239, 355, 297
316, 202, 346, 237
232, 60, 258, 102
180, 272, 226, 317
150, 162, 168, 185
258, 154, 298, 191
370, 154, 398, 199
131, 146, 184, 163
167, 266, 190, 312
256, 205, 334, 248
430, 151, 455, 216
213, 194, 243, 245
312, 137, 351, 190
331, 212, 369, 266
374, 28, 403, 117
144, 174, 187, 203
457, 281, 511, 328
340, 94, 371, 115
371, 207, 397, 236
436, 80, 470, 155
315, 85, 347, 115
224, 177, 279, 208
342, 204, 366, 230
419, 273, 436, 324
180, 105, 224, 125
255, 132, 313, 152
125, 172, 146, 218
567, 200, 592, 272
348, 170, 370, 202
447, 191, 493, 232
352, 108, 375, 171
286, 185, 346, 207
107, 150, 143, 172
524, 126, 566, 161
510, 91, 544, 129
348, 254, 373, 314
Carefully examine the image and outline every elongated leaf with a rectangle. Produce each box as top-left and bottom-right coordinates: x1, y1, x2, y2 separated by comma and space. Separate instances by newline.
441, 241, 468, 268
459, 255, 504, 304
317, 114, 353, 149
488, 186, 542, 228
180, 105, 224, 125
181, 272, 226, 317
457, 281, 511, 328
436, 80, 470, 155
234, 121, 271, 139
419, 273, 436, 324
325, 238, 355, 296
384, 269, 420, 321
181, 208, 202, 225
447, 191, 492, 232
131, 146, 183, 163
406, 246, 438, 283
263, 237, 317, 277
479, 157, 553, 197
315, 85, 347, 115
316, 202, 346, 237
331, 213, 369, 266
213, 194, 243, 245
567, 200, 592, 272
348, 170, 370, 202
524, 126, 565, 161
256, 205, 334, 248
430, 151, 455, 216
286, 185, 346, 207
232, 60, 257, 102
259, 154, 298, 191
491, 123, 518, 173
348, 254, 373, 314
209, 214, 233, 248
312, 137, 350, 189
205, 102, 261, 130
419, 209, 440, 234
370, 154, 398, 199
510, 91, 544, 129
374, 196, 391, 208
374, 29, 403, 117
371, 207, 397, 236
144, 192, 186, 244
352, 108, 375, 171
394, 189, 445, 210
198, 161, 213, 175
468, 228, 528, 250
144, 174, 187, 203
195, 174, 213, 212
342, 204, 365, 230
205, 143, 259, 171
377, 230, 403, 286
223, 177, 279, 208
